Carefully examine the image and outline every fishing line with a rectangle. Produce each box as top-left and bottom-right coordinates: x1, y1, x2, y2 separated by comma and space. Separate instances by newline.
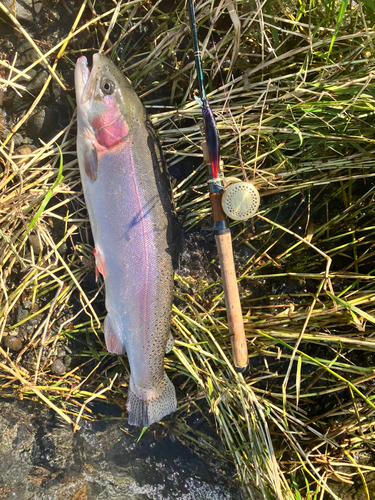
209, 31, 247, 180
186, 0, 251, 372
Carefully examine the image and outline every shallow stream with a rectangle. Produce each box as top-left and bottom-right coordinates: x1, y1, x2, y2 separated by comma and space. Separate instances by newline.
0, 398, 242, 499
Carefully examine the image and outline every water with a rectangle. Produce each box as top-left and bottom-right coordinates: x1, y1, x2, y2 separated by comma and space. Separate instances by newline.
0, 398, 243, 500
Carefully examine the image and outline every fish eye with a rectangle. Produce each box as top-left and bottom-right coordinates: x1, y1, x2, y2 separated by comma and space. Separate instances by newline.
101, 79, 115, 95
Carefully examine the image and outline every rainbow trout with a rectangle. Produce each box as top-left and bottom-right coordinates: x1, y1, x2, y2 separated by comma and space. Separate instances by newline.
75, 53, 180, 426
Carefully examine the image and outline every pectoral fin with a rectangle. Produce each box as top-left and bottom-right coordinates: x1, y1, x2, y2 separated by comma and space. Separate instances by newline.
83, 137, 98, 181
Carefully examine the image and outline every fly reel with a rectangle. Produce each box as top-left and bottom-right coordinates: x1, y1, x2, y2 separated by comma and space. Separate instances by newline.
221, 178, 260, 221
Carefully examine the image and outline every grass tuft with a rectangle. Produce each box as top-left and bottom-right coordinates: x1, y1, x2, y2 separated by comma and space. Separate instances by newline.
1, 0, 375, 498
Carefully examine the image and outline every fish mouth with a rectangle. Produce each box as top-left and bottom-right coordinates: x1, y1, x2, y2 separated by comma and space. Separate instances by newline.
75, 54, 103, 106
75, 56, 90, 105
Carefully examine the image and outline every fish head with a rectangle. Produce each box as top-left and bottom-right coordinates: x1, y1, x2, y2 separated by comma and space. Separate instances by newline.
75, 53, 144, 150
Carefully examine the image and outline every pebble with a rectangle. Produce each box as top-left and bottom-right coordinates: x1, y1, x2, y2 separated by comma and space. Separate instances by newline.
57, 242, 68, 256
26, 68, 49, 95
15, 40, 39, 67
23, 300, 32, 310
3, 336, 23, 352
1, 129, 24, 147
26, 108, 59, 140
14, 144, 37, 157
29, 234, 42, 255
7, 68, 48, 114
63, 356, 72, 368
13, 133, 25, 147
50, 359, 66, 375
56, 348, 66, 358
16, 304, 29, 323
2, 0, 43, 25
4, 40, 13, 50
8, 328, 19, 337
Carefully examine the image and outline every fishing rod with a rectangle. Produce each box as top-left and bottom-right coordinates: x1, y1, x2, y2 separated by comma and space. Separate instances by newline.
187, 0, 258, 373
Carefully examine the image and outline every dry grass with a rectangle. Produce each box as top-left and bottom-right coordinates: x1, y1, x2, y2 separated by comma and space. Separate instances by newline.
1, 0, 375, 499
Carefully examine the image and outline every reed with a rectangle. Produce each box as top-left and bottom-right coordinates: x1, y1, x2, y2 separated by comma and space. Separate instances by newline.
1, 1, 375, 498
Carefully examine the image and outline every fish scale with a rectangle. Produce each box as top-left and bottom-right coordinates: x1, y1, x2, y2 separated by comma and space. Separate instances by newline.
75, 53, 180, 426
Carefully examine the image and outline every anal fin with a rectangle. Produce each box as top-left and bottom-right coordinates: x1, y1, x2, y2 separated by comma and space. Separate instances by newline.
165, 330, 174, 353
104, 315, 125, 354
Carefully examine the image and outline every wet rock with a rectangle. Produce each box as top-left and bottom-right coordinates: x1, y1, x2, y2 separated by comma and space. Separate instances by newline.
26, 68, 49, 96
16, 303, 30, 323
63, 355, 72, 368
1, 128, 24, 147
13, 133, 24, 147
6, 48, 43, 115
2, 0, 43, 25
56, 348, 66, 358
50, 358, 66, 375
6, 48, 50, 114
3, 335, 23, 351
28, 316, 39, 328
51, 79, 62, 101
28, 466, 53, 487
1, 127, 10, 142
57, 241, 68, 255
23, 300, 32, 310
15, 40, 39, 67
11, 133, 27, 148
26, 108, 59, 140
0, 399, 243, 500
15, 144, 37, 157
329, 471, 375, 500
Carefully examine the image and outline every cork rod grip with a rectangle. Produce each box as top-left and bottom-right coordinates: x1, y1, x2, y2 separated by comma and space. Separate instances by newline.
215, 232, 249, 371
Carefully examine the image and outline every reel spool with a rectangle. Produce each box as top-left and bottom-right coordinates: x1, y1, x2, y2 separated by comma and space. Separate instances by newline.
221, 180, 260, 221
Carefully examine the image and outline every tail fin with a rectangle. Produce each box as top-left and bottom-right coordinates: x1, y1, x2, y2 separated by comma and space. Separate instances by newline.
126, 373, 176, 426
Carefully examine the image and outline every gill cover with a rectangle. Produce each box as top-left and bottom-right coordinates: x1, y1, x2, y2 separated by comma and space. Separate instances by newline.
75, 54, 138, 181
